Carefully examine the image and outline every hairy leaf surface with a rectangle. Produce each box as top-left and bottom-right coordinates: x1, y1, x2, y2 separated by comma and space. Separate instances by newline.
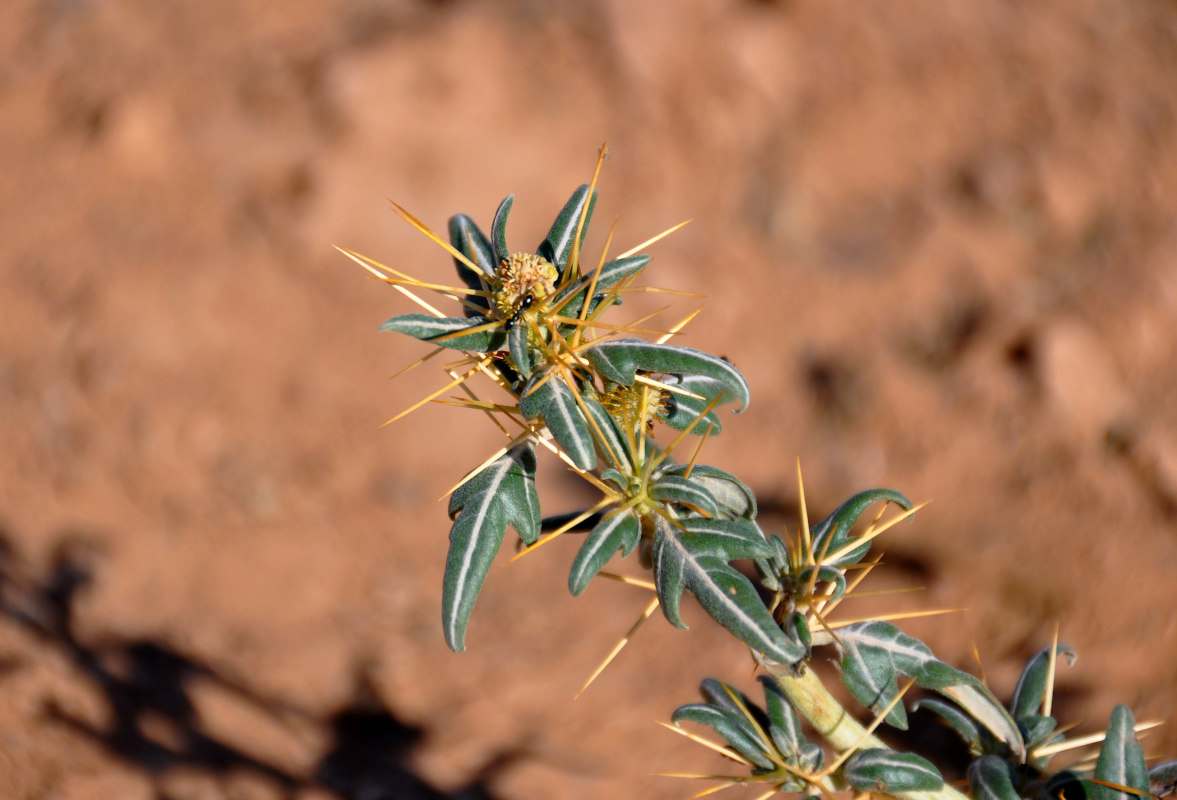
443, 445, 539, 651
537, 184, 596, 273
968, 756, 1021, 800
837, 620, 934, 729
568, 510, 640, 596
380, 314, 504, 352
447, 214, 493, 315
491, 194, 514, 265
658, 463, 756, 519
584, 339, 750, 412
1092, 705, 1149, 800
653, 518, 804, 664
810, 488, 911, 567
1010, 643, 1076, 723
844, 749, 943, 793
520, 371, 595, 471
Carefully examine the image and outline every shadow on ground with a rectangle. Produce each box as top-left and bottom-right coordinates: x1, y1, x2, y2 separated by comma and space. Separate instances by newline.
0, 527, 516, 800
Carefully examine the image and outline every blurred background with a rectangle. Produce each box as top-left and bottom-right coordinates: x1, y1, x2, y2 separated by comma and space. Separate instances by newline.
2, 1, 1176, 798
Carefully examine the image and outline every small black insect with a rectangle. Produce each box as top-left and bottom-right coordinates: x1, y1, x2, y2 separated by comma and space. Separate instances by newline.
505, 294, 535, 329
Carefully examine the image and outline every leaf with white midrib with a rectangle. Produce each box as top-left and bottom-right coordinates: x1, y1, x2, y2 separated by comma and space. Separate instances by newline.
653, 519, 804, 664
837, 620, 934, 730
380, 314, 503, 352
968, 756, 1021, 800
584, 338, 751, 412
538, 184, 595, 271
918, 660, 1024, 761
491, 195, 514, 265
568, 509, 639, 596
443, 445, 538, 652
520, 371, 595, 471
1092, 705, 1149, 800
1010, 643, 1076, 723
843, 748, 943, 793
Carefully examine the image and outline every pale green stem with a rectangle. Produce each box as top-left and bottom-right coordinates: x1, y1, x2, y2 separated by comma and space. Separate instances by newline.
774, 667, 971, 800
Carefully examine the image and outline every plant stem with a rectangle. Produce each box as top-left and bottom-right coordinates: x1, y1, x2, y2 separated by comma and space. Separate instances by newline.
774, 667, 971, 800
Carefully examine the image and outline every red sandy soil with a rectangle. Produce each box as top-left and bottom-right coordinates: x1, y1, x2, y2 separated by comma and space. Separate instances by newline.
2, 2, 1176, 799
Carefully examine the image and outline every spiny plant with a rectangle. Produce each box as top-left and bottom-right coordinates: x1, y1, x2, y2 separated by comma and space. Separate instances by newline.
345, 148, 1176, 800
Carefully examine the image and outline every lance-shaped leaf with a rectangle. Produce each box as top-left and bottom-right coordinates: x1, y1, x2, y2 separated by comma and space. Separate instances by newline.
677, 517, 772, 560
810, 488, 911, 568
491, 195, 514, 266
844, 749, 943, 793
537, 184, 596, 273
568, 509, 640, 596
918, 660, 1024, 762
1091, 705, 1149, 800
1010, 643, 1076, 723
650, 474, 720, 518
660, 374, 729, 434
380, 314, 505, 352
671, 702, 777, 771
507, 323, 532, 379
549, 254, 650, 319
968, 755, 1021, 800
584, 338, 750, 412
447, 214, 493, 316
913, 696, 987, 756
837, 620, 934, 729
658, 463, 756, 519
581, 394, 635, 472
652, 518, 804, 664
759, 676, 809, 761
520, 371, 596, 471
443, 445, 539, 652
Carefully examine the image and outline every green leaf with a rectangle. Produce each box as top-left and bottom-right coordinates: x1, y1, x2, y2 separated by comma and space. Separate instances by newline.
759, 676, 807, 761
520, 371, 595, 471
443, 445, 539, 651
918, 660, 1025, 761
652, 518, 805, 664
650, 474, 720, 518
581, 395, 635, 473
837, 620, 935, 730
491, 194, 514, 265
660, 374, 729, 434
1149, 759, 1177, 798
549, 254, 649, 318
1010, 643, 1076, 723
658, 463, 756, 519
1091, 705, 1149, 800
810, 488, 911, 568
568, 509, 639, 596
915, 697, 987, 756
584, 339, 750, 412
968, 755, 1021, 800
507, 322, 531, 378
797, 565, 846, 603
1020, 714, 1059, 753
537, 184, 597, 274
678, 518, 772, 559
671, 703, 776, 771
380, 314, 504, 352
447, 214, 493, 316
843, 749, 943, 793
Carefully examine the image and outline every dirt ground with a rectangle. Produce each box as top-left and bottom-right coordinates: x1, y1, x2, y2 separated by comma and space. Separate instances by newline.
2, 1, 1177, 798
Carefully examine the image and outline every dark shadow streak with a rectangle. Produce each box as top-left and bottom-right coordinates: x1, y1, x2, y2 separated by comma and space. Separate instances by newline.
0, 526, 516, 799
